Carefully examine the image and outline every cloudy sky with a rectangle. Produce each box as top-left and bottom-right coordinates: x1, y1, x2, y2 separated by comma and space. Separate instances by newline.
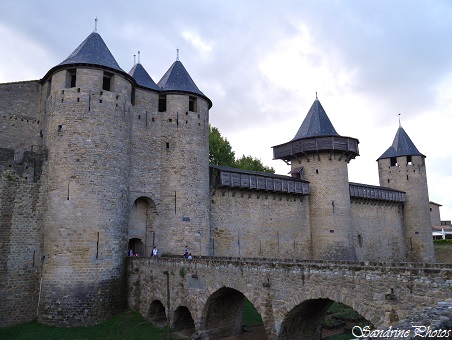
0, 0, 451, 220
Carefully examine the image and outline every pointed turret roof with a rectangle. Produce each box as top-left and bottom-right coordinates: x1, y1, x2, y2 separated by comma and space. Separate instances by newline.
292, 99, 339, 140
58, 32, 124, 72
378, 126, 425, 160
129, 63, 159, 90
272, 96, 359, 161
158, 60, 205, 96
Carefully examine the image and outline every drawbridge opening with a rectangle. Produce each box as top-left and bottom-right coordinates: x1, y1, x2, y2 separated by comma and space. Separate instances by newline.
278, 299, 370, 340
201, 287, 267, 339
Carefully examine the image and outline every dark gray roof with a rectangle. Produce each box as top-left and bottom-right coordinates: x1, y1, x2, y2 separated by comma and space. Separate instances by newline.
292, 99, 339, 140
157, 60, 205, 96
378, 126, 425, 160
128, 63, 159, 90
58, 32, 124, 73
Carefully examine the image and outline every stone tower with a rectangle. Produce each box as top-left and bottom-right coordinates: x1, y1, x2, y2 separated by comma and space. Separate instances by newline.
155, 59, 212, 256
273, 98, 359, 261
377, 125, 435, 263
38, 31, 133, 325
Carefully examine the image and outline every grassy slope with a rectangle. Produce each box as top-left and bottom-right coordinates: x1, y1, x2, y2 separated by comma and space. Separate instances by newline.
0, 310, 177, 340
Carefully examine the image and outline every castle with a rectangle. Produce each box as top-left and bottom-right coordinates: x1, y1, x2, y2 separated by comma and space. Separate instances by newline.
0, 28, 435, 328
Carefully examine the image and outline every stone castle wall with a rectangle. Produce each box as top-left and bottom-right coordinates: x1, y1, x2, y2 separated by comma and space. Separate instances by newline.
0, 81, 41, 151
0, 151, 45, 327
351, 199, 406, 262
210, 188, 311, 259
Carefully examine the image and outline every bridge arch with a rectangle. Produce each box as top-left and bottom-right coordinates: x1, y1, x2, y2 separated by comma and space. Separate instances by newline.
199, 286, 268, 339
172, 306, 195, 337
148, 300, 167, 327
278, 290, 377, 340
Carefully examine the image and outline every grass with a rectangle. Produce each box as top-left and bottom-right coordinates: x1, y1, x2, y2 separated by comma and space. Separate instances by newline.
434, 240, 452, 263
242, 298, 263, 326
0, 310, 179, 340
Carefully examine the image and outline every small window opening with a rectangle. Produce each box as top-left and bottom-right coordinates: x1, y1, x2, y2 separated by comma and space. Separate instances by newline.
189, 96, 197, 112
166, 142, 170, 149
406, 155, 412, 165
103, 72, 113, 91
58, 125, 63, 132
158, 95, 167, 112
66, 69, 76, 88
390, 157, 398, 167
387, 179, 390, 183
152, 117, 155, 122
407, 175, 409, 180
169, 118, 172, 122
358, 234, 363, 247
329, 230, 334, 233
138, 115, 141, 120
316, 169, 319, 174
46, 79, 52, 97
131, 88, 136, 106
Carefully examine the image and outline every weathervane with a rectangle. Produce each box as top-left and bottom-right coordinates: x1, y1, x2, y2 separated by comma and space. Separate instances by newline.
94, 17, 98, 33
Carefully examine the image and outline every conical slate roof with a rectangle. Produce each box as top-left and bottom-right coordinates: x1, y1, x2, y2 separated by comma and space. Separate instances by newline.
157, 60, 205, 96
58, 32, 124, 73
129, 63, 159, 90
292, 99, 339, 140
378, 126, 425, 160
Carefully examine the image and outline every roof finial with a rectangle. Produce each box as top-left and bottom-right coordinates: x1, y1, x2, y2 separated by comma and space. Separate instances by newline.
176, 47, 179, 61
398, 112, 402, 127
94, 17, 98, 33
133, 54, 136, 66
138, 51, 141, 64
316, 92, 318, 100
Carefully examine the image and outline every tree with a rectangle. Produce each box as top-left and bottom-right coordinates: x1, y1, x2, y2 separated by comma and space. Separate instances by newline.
209, 125, 235, 167
235, 155, 275, 174
209, 125, 275, 174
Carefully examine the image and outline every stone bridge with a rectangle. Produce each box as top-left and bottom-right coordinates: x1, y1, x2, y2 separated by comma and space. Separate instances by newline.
127, 257, 452, 339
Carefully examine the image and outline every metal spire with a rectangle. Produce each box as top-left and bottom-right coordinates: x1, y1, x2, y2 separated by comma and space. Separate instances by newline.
176, 47, 179, 61
94, 17, 98, 33
398, 112, 401, 127
138, 51, 141, 64
133, 54, 136, 66
316, 92, 318, 100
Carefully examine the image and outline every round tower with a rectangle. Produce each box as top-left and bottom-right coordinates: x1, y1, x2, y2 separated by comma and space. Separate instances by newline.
377, 125, 435, 263
155, 58, 212, 256
38, 31, 133, 325
273, 97, 359, 261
